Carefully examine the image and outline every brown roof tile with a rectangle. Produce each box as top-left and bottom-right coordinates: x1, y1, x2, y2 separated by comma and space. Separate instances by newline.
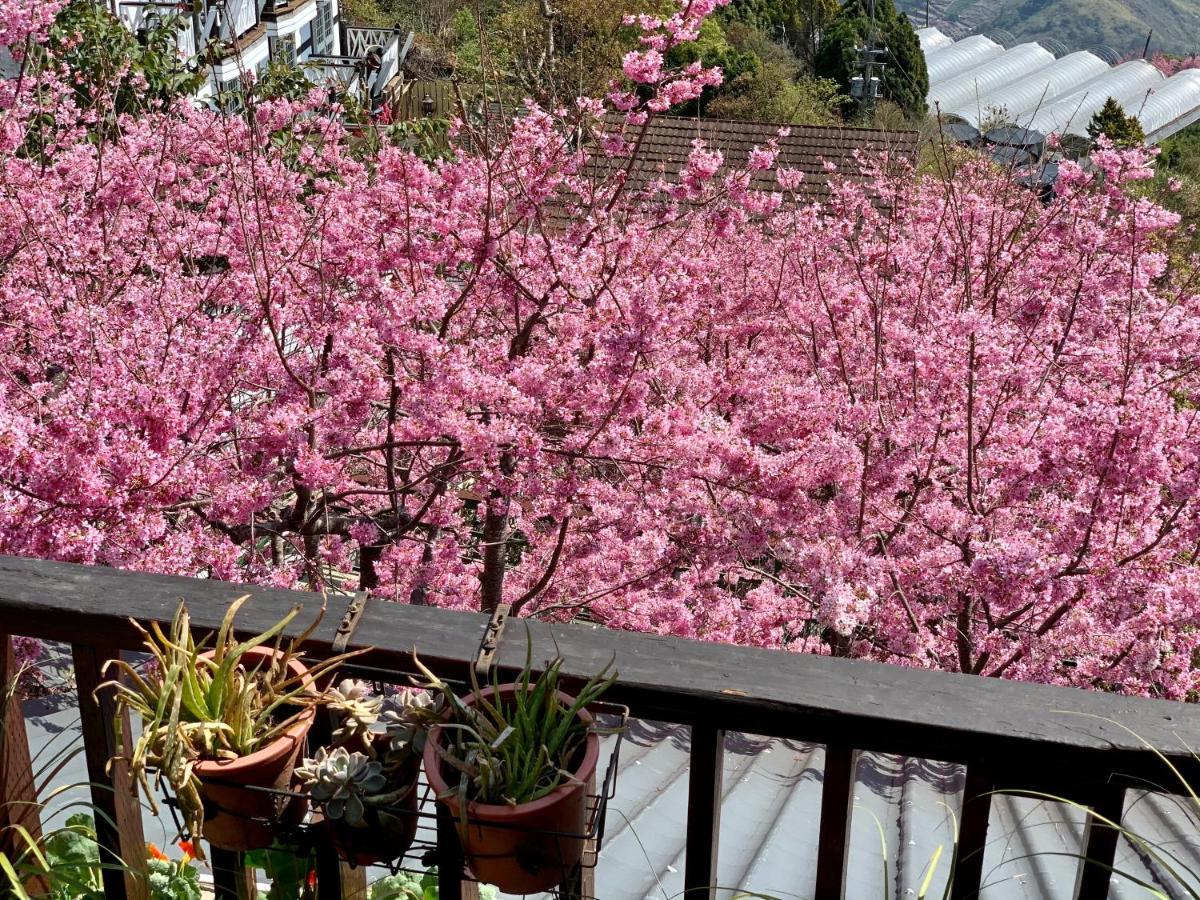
586, 114, 919, 203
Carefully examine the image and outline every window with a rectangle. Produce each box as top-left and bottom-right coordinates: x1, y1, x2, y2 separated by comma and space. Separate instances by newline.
312, 0, 334, 56
217, 76, 243, 112
270, 34, 297, 66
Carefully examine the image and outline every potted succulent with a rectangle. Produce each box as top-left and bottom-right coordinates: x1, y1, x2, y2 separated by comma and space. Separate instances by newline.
418, 646, 616, 894
295, 680, 434, 866
102, 597, 361, 853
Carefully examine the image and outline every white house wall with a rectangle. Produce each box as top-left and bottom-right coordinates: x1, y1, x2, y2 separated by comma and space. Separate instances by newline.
210, 32, 270, 85
267, 0, 319, 39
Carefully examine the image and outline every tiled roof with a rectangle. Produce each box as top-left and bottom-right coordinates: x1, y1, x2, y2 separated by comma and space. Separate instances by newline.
586, 115, 920, 203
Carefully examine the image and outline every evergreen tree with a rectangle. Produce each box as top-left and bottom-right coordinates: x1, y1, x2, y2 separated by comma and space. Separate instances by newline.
813, 0, 927, 121
724, 0, 838, 62
1087, 97, 1146, 149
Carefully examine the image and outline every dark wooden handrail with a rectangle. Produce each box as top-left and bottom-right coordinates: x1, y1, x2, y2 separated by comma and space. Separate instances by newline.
1, 554, 1198, 898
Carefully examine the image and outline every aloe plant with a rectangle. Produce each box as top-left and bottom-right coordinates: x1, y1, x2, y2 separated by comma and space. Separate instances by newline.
101, 596, 365, 851
417, 639, 616, 811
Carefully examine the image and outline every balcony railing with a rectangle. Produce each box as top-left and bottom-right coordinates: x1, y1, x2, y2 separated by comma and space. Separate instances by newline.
0, 554, 1199, 899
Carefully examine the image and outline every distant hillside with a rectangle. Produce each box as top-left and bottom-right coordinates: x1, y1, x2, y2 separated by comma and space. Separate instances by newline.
896, 0, 1200, 57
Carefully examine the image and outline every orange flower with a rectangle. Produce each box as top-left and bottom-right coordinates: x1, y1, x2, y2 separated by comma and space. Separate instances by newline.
177, 840, 195, 863
147, 843, 169, 862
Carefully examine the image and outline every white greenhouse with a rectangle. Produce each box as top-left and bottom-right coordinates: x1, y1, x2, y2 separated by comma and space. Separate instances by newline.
925, 35, 1005, 87
917, 26, 954, 54
944, 50, 1109, 126
928, 43, 1056, 116
1024, 60, 1165, 137
1139, 69, 1200, 142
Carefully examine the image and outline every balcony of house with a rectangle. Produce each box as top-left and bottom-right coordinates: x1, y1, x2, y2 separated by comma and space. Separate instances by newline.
307, 24, 411, 115
2, 555, 1200, 899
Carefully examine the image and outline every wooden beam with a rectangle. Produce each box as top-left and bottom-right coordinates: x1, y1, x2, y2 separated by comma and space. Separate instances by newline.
1074, 786, 1126, 899
0, 557, 1197, 792
683, 725, 724, 898
436, 803, 480, 900
210, 848, 258, 900
950, 766, 994, 900
813, 745, 855, 899
71, 644, 149, 900
0, 634, 48, 894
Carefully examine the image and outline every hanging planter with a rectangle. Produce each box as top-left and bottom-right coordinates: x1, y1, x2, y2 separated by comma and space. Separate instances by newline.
418, 651, 615, 894
102, 597, 365, 856
297, 685, 431, 866
193, 646, 314, 851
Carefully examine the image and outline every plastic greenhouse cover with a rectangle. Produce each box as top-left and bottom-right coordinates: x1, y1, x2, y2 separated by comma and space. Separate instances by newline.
925, 35, 1005, 87
1025, 60, 1165, 136
1140, 69, 1200, 140
945, 51, 1109, 126
928, 44, 1056, 115
917, 27, 954, 54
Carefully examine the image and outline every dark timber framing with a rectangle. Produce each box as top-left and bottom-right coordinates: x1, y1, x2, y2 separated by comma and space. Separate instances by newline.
0, 555, 1198, 898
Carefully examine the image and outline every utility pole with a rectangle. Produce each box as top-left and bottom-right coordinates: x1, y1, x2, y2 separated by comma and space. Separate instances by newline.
926, 0, 930, 28
850, 0, 887, 119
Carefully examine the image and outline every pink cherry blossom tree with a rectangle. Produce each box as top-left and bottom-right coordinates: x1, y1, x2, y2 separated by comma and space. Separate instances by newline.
4, 0, 1200, 697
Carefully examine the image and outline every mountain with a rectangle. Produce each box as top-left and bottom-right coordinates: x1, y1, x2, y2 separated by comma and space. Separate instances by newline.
896, 0, 1200, 57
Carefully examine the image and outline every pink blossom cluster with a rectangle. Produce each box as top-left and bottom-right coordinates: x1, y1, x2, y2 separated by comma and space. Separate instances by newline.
0, 0, 62, 51
1147, 52, 1200, 77
3, 2, 1200, 698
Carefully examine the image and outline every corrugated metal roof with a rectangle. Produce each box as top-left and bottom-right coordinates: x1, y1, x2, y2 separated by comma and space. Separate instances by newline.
581, 725, 1200, 900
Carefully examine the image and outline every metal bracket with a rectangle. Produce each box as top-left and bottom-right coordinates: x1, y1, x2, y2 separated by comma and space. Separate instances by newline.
473, 602, 511, 682
331, 591, 370, 656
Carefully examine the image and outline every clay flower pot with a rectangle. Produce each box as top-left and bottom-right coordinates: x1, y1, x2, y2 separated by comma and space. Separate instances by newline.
324, 778, 420, 866
423, 684, 600, 894
325, 752, 421, 867
194, 647, 315, 851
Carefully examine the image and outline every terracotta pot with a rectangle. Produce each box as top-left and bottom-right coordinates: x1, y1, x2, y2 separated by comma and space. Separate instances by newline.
325, 778, 420, 866
324, 748, 421, 866
194, 647, 314, 851
423, 684, 599, 894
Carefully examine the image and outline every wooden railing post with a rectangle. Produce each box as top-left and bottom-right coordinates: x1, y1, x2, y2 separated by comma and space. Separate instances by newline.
211, 848, 258, 900
813, 744, 856, 900
314, 839, 366, 898
950, 766, 994, 900
436, 803, 480, 900
1074, 785, 1126, 899
683, 724, 725, 899
72, 643, 149, 900
0, 634, 47, 894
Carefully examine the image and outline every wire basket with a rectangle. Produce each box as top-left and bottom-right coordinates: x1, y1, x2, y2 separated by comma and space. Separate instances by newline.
157, 687, 628, 900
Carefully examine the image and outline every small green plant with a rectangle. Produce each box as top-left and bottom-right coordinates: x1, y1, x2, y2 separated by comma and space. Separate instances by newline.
369, 867, 498, 899
296, 746, 386, 826
416, 640, 616, 811
297, 680, 435, 825
101, 596, 363, 849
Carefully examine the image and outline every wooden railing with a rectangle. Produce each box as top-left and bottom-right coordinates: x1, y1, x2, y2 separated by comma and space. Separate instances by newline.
0, 554, 1199, 899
